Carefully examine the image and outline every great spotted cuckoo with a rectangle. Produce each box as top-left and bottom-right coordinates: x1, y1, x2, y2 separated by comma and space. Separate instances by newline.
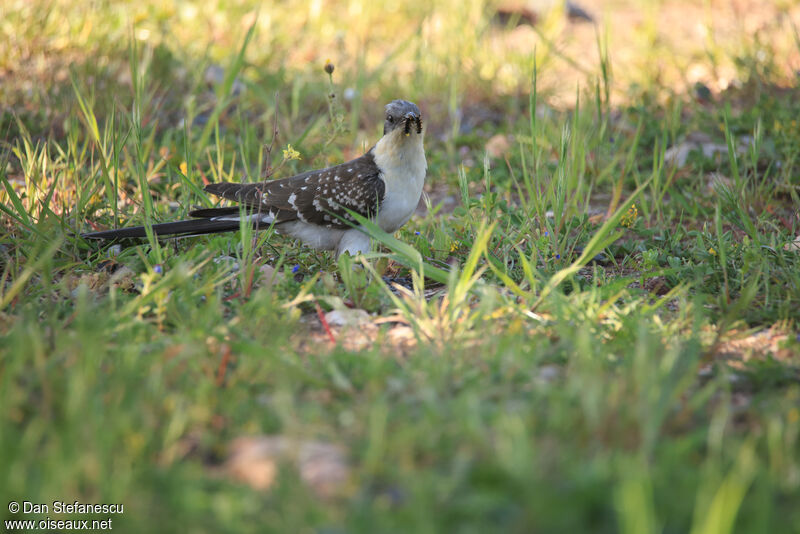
82, 100, 427, 256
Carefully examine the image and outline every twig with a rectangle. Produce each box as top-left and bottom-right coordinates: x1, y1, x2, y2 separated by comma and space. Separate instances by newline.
262, 92, 280, 182
250, 93, 281, 255
216, 343, 232, 387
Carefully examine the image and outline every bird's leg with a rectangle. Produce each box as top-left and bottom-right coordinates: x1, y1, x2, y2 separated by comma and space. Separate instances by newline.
336, 228, 371, 258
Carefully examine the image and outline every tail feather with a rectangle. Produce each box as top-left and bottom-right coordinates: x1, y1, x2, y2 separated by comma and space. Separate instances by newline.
187, 206, 240, 218
82, 217, 242, 240
82, 199, 264, 241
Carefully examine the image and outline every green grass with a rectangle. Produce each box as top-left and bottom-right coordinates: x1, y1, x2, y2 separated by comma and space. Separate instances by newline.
2, 0, 800, 532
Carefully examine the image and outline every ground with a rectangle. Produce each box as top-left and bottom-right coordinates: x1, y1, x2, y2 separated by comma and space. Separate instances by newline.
1, 0, 800, 532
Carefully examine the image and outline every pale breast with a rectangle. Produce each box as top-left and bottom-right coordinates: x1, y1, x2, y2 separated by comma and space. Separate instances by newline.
373, 136, 427, 233
378, 172, 424, 232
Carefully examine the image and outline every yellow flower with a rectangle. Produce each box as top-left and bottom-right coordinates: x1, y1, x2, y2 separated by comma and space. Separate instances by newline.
620, 203, 638, 228
179, 161, 188, 175
709, 247, 717, 256
283, 144, 301, 161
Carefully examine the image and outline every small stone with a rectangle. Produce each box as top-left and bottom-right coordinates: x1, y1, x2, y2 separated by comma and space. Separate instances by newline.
256, 264, 282, 289
325, 308, 370, 327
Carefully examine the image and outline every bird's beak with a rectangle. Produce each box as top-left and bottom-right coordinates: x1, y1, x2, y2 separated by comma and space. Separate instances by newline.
403, 112, 423, 136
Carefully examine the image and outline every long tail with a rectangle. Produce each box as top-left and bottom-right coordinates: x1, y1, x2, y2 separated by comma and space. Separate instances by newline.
81, 207, 245, 240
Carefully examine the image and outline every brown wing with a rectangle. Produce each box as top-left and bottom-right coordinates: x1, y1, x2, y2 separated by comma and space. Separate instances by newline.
204, 151, 385, 229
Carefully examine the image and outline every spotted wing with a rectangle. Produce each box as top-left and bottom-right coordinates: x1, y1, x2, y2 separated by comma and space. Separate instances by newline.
203, 151, 385, 229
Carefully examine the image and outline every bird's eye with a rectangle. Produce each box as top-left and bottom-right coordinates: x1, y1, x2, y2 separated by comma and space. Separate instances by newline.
386, 116, 394, 123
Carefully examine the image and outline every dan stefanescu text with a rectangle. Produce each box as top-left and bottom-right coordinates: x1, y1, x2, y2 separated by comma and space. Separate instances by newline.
22, 501, 124, 514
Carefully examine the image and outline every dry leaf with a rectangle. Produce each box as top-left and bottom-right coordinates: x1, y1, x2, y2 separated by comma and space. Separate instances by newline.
784, 236, 800, 252
485, 134, 511, 159
714, 326, 796, 364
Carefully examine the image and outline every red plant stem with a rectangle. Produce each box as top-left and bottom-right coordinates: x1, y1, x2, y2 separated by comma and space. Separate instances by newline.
315, 301, 336, 344
216, 344, 231, 387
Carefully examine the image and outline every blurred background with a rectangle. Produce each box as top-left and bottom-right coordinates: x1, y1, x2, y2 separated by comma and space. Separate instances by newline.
3, 0, 798, 150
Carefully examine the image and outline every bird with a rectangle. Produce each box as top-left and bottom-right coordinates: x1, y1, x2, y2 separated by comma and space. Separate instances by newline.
82, 100, 427, 257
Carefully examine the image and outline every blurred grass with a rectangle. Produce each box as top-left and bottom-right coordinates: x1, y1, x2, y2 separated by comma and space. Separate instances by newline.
2, 0, 800, 532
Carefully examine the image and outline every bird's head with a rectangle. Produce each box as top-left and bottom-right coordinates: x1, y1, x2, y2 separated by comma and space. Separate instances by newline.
383, 100, 423, 138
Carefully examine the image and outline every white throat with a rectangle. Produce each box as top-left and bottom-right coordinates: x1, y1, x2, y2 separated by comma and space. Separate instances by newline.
372, 129, 427, 233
